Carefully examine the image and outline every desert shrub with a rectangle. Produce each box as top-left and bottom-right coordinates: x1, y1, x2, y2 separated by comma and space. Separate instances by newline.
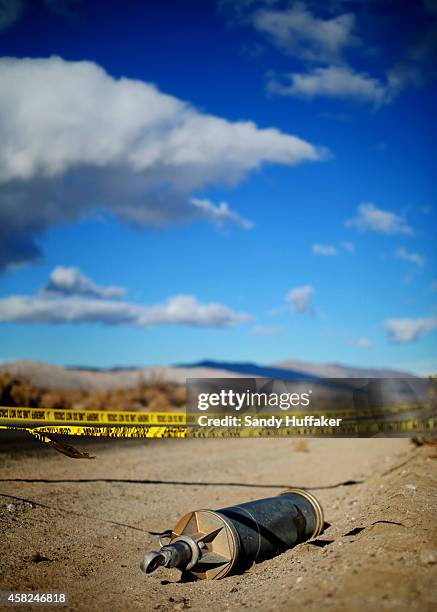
0, 373, 44, 407
39, 390, 83, 410
169, 385, 186, 407
0, 372, 185, 412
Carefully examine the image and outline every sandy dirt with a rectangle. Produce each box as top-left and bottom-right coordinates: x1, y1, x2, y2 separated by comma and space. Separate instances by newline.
1, 434, 436, 611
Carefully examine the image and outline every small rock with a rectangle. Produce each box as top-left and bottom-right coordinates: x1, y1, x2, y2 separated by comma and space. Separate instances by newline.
230, 587, 238, 593
31, 552, 52, 563
6, 503, 16, 512
296, 576, 303, 584
420, 549, 437, 565
405, 484, 417, 491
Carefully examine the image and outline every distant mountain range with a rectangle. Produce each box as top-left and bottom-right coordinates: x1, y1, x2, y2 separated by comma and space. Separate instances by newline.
0, 359, 416, 391
184, 360, 412, 380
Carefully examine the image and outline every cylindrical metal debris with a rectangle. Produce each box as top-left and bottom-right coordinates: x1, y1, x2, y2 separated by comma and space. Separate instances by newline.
140, 488, 324, 580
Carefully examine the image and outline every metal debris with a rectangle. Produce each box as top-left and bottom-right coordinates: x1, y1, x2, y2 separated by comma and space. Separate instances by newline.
140, 489, 324, 580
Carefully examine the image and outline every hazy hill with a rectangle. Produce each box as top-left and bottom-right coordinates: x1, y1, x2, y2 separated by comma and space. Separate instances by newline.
272, 359, 414, 379
0, 360, 245, 391
0, 358, 415, 391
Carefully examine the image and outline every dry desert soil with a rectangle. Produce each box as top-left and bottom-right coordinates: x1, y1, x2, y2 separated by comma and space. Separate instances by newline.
0, 434, 436, 611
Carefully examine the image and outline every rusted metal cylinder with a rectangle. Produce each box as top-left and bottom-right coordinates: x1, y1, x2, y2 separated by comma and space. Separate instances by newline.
140, 488, 323, 580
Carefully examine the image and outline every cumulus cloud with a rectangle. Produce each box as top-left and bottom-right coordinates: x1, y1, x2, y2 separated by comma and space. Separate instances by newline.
286, 285, 314, 315
312, 241, 355, 256
43, 266, 126, 299
346, 203, 413, 235
0, 294, 250, 327
0, 56, 323, 271
252, 3, 358, 63
252, 325, 285, 335
224, 1, 437, 105
0, 57, 320, 183
386, 317, 437, 343
312, 243, 337, 256
395, 247, 425, 267
268, 65, 389, 104
0, 268, 250, 327
190, 198, 254, 230
307, 15, 437, 104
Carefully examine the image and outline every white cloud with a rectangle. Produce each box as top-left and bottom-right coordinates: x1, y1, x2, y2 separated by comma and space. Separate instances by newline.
356, 337, 372, 348
346, 203, 413, 235
286, 285, 314, 314
0, 0, 23, 30
0, 283, 250, 328
268, 65, 389, 104
340, 240, 355, 252
0, 267, 250, 328
0, 57, 320, 184
312, 241, 355, 256
395, 247, 425, 267
223, 1, 433, 107
43, 266, 126, 299
386, 317, 437, 343
253, 3, 358, 63
0, 56, 323, 271
190, 198, 254, 230
252, 325, 285, 335
312, 243, 337, 256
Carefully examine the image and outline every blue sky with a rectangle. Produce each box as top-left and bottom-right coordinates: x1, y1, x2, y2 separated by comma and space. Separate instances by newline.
0, 0, 436, 373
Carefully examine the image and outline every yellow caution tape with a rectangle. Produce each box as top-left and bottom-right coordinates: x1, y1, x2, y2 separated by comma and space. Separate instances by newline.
0, 403, 430, 425
27, 425, 186, 438
0, 406, 186, 425
0, 418, 435, 439
0, 405, 435, 459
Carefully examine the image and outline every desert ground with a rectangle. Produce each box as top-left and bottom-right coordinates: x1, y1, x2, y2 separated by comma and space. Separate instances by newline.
1, 432, 437, 612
